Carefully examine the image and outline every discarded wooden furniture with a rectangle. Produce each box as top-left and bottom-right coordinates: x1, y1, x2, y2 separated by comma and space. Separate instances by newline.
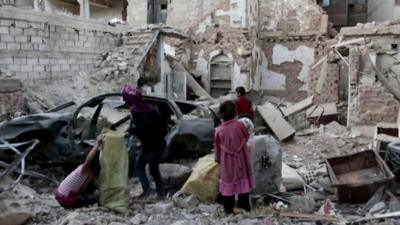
306, 103, 338, 126
326, 150, 394, 203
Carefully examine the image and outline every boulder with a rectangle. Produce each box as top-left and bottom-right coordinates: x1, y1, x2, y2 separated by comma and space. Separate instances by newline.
147, 163, 192, 190
0, 183, 37, 225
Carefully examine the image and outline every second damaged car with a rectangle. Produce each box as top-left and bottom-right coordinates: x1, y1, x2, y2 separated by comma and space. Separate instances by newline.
0, 93, 217, 167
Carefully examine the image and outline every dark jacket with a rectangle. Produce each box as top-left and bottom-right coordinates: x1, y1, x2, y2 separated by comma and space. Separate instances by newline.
128, 110, 167, 154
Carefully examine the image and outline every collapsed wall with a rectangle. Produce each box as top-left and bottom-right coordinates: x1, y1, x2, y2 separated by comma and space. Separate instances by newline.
340, 22, 400, 126
251, 0, 333, 102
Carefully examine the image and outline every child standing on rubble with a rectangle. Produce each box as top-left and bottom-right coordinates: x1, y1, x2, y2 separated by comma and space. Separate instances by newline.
121, 84, 167, 199
235, 86, 254, 121
215, 101, 255, 214
54, 136, 102, 209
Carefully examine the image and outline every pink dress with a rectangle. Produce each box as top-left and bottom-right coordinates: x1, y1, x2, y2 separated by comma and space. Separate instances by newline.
215, 119, 255, 196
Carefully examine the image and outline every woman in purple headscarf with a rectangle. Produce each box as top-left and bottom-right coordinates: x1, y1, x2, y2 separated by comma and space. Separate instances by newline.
121, 84, 167, 198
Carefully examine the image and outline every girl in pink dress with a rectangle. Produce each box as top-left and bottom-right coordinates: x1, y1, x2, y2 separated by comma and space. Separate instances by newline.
214, 100, 255, 214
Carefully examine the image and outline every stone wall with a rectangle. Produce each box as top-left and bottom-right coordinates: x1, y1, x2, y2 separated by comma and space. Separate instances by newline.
0, 6, 124, 87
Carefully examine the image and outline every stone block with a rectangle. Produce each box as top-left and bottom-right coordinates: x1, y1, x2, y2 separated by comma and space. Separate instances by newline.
38, 44, 49, 51
0, 57, 13, 64
0, 19, 14, 26
71, 65, 80, 71
51, 65, 60, 72
1, 34, 14, 42
15, 72, 28, 80
7, 43, 20, 50
7, 64, 20, 71
15, 21, 28, 28
0, 43, 6, 49
24, 28, 37, 36
33, 65, 45, 72
28, 72, 40, 79
39, 58, 49, 65
21, 43, 34, 50
0, 26, 9, 34
59, 59, 68, 64
27, 58, 38, 65
14, 57, 26, 64
31, 36, 43, 43
20, 65, 32, 72
67, 58, 76, 64
9, 27, 23, 35
60, 64, 70, 71
15, 36, 28, 43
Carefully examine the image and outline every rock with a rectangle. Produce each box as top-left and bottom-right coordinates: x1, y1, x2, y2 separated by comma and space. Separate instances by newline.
237, 219, 260, 225
289, 196, 316, 213
147, 164, 192, 190
369, 202, 386, 214
173, 194, 199, 208
56, 212, 90, 225
170, 220, 194, 225
130, 213, 148, 225
198, 204, 217, 214
323, 121, 347, 136
0, 184, 38, 225
117, 62, 127, 71
152, 202, 174, 214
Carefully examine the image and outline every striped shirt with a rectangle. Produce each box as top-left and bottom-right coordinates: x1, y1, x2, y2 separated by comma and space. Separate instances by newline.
54, 164, 93, 206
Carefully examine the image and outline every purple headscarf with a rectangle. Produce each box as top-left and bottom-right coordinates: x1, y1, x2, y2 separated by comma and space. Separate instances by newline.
121, 84, 154, 113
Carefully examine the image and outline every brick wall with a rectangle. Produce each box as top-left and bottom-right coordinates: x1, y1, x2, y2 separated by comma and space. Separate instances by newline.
354, 84, 399, 125
0, 6, 125, 87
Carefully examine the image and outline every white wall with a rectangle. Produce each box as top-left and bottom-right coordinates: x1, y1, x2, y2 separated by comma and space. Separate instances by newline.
44, 0, 80, 15
368, 0, 400, 22
90, 1, 123, 21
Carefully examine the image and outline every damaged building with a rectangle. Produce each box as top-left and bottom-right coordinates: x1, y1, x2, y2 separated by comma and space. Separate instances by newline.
3, 0, 400, 225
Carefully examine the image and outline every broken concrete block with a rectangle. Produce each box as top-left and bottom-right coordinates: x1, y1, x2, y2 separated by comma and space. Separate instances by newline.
369, 202, 387, 214
173, 194, 199, 208
257, 102, 295, 141
251, 135, 282, 195
281, 163, 304, 191
289, 195, 316, 213
152, 202, 174, 214
281, 96, 314, 117
130, 213, 148, 225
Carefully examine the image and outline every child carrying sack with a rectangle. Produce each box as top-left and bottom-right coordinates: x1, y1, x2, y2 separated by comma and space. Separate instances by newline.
98, 129, 129, 213
180, 154, 219, 202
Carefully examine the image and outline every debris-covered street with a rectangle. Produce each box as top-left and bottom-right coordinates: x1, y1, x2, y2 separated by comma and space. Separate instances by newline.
2, 0, 400, 225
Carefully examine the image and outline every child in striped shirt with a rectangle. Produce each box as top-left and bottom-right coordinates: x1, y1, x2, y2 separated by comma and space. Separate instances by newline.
54, 136, 102, 209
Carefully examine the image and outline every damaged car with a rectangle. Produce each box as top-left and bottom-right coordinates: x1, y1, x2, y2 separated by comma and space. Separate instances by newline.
0, 93, 217, 168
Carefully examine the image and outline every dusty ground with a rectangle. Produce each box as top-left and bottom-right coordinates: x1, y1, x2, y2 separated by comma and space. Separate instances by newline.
1, 123, 398, 225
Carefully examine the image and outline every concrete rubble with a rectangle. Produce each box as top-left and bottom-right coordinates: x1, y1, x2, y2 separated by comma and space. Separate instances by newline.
3, 0, 400, 225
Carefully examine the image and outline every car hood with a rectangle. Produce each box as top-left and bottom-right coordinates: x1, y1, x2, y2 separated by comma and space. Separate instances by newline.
0, 112, 73, 140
